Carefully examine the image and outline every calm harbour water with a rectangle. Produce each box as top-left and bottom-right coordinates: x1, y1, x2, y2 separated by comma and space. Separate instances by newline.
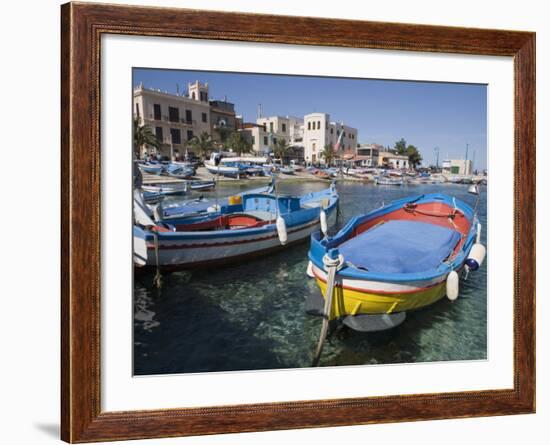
134, 181, 487, 375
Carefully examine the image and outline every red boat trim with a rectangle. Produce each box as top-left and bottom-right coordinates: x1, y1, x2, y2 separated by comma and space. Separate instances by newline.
146, 219, 319, 250
311, 268, 445, 295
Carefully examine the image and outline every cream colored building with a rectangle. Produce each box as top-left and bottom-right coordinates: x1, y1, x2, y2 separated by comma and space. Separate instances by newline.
442, 159, 473, 175
302, 113, 358, 164
378, 150, 410, 169
256, 115, 304, 146
134, 82, 212, 158
241, 124, 271, 154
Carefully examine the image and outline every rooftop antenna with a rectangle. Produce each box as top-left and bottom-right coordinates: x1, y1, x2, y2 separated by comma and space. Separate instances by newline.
472, 150, 476, 172
176, 83, 180, 95
258, 104, 262, 119
434, 146, 440, 169
465, 143, 469, 161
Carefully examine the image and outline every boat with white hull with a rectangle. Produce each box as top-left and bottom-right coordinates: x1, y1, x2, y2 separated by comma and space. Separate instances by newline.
134, 184, 339, 268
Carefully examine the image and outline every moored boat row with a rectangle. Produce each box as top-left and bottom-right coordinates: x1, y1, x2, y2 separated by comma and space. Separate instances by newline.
133, 180, 486, 341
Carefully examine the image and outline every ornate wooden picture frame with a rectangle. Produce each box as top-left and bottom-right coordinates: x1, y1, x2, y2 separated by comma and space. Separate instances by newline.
61, 2, 535, 442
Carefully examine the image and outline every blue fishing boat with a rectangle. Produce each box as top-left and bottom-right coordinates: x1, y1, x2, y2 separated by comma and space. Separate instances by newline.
138, 162, 164, 175
188, 180, 216, 192
306, 193, 485, 331
134, 184, 339, 268
142, 182, 188, 196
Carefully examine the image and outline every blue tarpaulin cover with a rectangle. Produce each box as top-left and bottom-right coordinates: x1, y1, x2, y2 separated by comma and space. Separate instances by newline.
339, 220, 462, 274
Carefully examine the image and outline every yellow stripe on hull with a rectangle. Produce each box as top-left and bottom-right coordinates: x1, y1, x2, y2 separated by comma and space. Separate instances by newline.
315, 279, 447, 319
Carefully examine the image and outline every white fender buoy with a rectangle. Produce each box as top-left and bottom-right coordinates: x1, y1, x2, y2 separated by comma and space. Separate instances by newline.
276, 215, 287, 245
320, 209, 328, 236
446, 270, 459, 301
207, 204, 221, 213
465, 243, 486, 271
306, 261, 314, 278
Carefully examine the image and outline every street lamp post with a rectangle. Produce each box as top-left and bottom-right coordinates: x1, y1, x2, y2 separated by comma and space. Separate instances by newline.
434, 146, 440, 170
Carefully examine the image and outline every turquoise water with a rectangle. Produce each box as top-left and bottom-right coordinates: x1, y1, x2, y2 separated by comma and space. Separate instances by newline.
134, 181, 487, 375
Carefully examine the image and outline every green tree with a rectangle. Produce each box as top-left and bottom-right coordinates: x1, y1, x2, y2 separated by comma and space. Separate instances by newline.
321, 144, 336, 166
226, 131, 253, 156
272, 138, 289, 163
394, 138, 407, 155
393, 138, 423, 169
406, 144, 423, 168
133, 117, 159, 159
189, 132, 215, 159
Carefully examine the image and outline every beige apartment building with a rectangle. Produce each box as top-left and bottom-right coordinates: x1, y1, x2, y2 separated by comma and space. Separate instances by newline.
133, 81, 238, 158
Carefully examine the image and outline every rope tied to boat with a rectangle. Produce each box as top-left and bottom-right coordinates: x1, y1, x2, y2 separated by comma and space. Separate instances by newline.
152, 228, 162, 289
312, 249, 344, 367
403, 202, 459, 219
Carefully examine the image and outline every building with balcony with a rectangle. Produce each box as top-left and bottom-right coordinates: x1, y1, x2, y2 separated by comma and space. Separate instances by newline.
210, 99, 238, 143
133, 82, 211, 159
241, 123, 271, 154
378, 150, 410, 169
255, 115, 304, 146
302, 113, 358, 164
354, 143, 382, 167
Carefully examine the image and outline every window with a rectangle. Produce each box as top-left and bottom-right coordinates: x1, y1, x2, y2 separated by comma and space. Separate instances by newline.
155, 126, 163, 141
252, 136, 255, 145
270, 122, 274, 132
263, 123, 267, 131
168, 106, 179, 123
273, 137, 277, 144
187, 130, 194, 141
191, 92, 196, 100
185, 109, 192, 123
170, 128, 181, 144
317, 121, 321, 129
330, 128, 333, 134
263, 136, 268, 145
282, 123, 286, 132
202, 112, 208, 123
153, 104, 161, 120
307, 122, 311, 130
135, 103, 140, 118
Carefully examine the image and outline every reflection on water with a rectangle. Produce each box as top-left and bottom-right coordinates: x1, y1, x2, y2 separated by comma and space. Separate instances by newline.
134, 181, 487, 375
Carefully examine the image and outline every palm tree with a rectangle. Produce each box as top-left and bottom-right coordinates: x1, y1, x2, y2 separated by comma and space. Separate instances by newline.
133, 117, 159, 159
272, 138, 289, 164
321, 144, 336, 166
226, 131, 253, 156
188, 132, 215, 159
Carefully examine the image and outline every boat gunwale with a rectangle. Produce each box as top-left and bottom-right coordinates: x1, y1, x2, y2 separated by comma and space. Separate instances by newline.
309, 193, 479, 283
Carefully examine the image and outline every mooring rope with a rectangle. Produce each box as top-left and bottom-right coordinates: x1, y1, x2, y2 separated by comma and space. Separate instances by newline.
312, 251, 344, 367
152, 229, 162, 289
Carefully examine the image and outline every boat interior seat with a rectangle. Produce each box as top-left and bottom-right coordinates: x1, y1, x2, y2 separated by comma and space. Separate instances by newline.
339, 219, 462, 274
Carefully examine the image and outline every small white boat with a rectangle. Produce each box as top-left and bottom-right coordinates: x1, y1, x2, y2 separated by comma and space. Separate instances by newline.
142, 183, 188, 196
188, 180, 216, 192
374, 175, 403, 186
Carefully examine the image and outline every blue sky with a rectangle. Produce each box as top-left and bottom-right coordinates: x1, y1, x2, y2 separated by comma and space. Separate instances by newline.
134, 68, 487, 170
